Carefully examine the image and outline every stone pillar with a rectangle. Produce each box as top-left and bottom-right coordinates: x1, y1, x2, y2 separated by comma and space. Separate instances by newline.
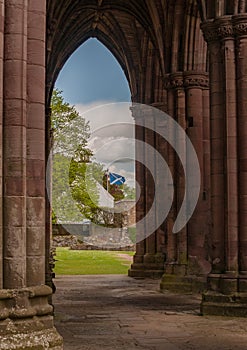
0, 0, 4, 290
165, 87, 177, 266
0, 1, 63, 347
3, 0, 27, 290
45, 106, 55, 293
143, 112, 156, 267
160, 71, 211, 293
129, 105, 165, 278
234, 14, 247, 291
173, 73, 188, 274
161, 73, 188, 291
200, 15, 247, 317
153, 102, 168, 268
129, 109, 146, 277
26, 0, 46, 287
184, 72, 211, 281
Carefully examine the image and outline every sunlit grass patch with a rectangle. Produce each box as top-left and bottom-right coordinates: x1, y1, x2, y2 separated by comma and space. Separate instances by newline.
54, 247, 134, 275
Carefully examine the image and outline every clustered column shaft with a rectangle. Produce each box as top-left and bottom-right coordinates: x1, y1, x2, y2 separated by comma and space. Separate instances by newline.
3, 0, 28, 289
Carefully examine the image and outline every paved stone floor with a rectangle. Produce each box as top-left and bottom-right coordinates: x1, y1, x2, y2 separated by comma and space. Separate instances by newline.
53, 275, 247, 350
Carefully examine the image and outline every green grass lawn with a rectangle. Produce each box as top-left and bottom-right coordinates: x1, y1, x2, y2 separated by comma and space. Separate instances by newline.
54, 247, 135, 275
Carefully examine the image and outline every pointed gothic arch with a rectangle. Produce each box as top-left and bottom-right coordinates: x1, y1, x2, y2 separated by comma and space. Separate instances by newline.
0, 1, 247, 348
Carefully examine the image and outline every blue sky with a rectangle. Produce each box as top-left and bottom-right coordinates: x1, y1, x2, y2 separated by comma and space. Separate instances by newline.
56, 38, 131, 104
55, 38, 135, 188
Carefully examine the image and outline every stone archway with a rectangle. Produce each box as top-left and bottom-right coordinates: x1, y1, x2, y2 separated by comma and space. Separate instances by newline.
46, 0, 168, 283
46, 0, 211, 287
0, 0, 247, 348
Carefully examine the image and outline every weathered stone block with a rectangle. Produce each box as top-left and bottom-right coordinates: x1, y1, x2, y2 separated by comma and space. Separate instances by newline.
0, 286, 63, 349
4, 227, 25, 257
26, 256, 45, 286
4, 197, 26, 227
26, 197, 45, 227
27, 103, 45, 130
27, 129, 45, 160
201, 291, 247, 317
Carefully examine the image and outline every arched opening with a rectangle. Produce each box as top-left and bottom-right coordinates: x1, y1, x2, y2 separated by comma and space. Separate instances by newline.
2, 1, 247, 348
45, 1, 163, 290
55, 38, 131, 104
46, 0, 209, 292
48, 38, 137, 278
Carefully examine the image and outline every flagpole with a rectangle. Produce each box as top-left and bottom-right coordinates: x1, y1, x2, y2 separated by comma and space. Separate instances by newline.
106, 169, 109, 193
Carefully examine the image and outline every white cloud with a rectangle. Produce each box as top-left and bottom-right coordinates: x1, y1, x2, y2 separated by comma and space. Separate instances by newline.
75, 101, 134, 133
75, 101, 135, 187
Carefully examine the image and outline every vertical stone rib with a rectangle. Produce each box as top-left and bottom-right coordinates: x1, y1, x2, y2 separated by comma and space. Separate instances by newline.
234, 15, 247, 275
201, 22, 226, 275
144, 112, 156, 263
185, 81, 205, 271
26, 0, 46, 286
3, 0, 28, 289
153, 103, 167, 261
221, 30, 238, 274
202, 88, 210, 258
166, 87, 177, 262
174, 75, 187, 269
45, 107, 53, 289
0, 0, 4, 289
129, 109, 146, 276
166, 87, 177, 264
202, 88, 210, 203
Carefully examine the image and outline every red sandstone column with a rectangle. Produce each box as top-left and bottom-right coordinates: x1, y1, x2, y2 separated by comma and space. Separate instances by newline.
186, 84, 204, 254
171, 73, 188, 273
143, 111, 157, 266
45, 107, 53, 289
26, 1, 46, 286
202, 88, 210, 225
0, 0, 4, 289
153, 102, 167, 262
201, 17, 239, 293
201, 21, 226, 277
234, 15, 247, 280
184, 72, 211, 275
129, 108, 146, 276
165, 85, 177, 267
3, 0, 27, 289
221, 21, 238, 275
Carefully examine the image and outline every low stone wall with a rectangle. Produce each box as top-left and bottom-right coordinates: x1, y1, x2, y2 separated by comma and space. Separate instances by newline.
53, 223, 90, 237
52, 235, 135, 251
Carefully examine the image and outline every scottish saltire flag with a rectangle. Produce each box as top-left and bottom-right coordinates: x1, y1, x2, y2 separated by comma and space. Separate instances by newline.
109, 172, 126, 185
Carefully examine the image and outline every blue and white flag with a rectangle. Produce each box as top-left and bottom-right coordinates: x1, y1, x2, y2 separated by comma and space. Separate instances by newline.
109, 172, 126, 185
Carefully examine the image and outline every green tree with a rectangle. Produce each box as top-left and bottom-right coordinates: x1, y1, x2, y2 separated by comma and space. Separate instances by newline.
51, 89, 93, 161
51, 89, 99, 223
50, 89, 135, 226
123, 184, 135, 200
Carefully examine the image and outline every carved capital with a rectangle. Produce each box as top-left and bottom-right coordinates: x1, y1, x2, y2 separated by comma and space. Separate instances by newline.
164, 72, 209, 90
233, 15, 247, 37
170, 73, 184, 89
183, 72, 209, 89
201, 18, 234, 43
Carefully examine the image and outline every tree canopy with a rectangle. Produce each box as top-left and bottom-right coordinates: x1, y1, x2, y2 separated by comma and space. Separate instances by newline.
50, 89, 135, 226
51, 89, 98, 223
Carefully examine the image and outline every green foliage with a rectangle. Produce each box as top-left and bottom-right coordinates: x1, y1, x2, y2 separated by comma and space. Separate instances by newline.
54, 248, 134, 275
123, 184, 136, 200
50, 89, 135, 225
51, 89, 93, 160
51, 89, 98, 223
